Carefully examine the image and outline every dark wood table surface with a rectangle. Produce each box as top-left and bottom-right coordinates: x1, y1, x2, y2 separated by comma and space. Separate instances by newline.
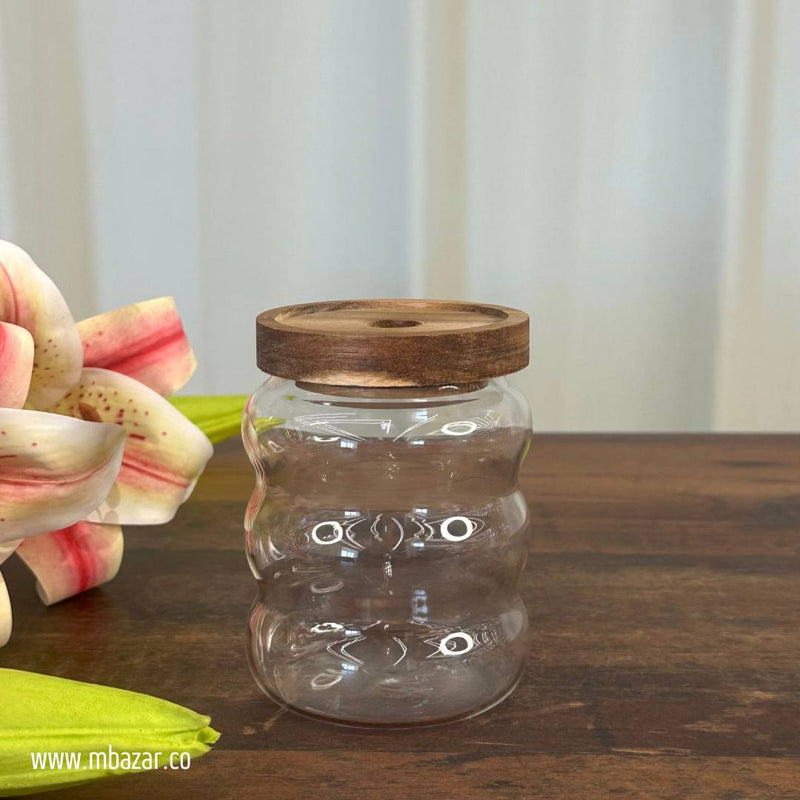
2, 435, 800, 799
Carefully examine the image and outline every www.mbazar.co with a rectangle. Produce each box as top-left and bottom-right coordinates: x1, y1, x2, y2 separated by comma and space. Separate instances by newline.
30, 747, 191, 771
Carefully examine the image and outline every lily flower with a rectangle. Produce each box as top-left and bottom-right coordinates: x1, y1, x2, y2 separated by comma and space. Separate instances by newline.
0, 241, 213, 645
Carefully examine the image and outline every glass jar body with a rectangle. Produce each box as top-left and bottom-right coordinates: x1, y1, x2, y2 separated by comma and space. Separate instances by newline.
242, 377, 532, 726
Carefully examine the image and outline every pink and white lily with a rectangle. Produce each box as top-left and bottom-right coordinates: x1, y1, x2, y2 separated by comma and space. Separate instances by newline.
0, 241, 212, 646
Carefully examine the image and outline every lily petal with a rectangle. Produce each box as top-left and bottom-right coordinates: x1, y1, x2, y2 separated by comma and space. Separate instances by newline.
0, 409, 125, 543
0, 539, 16, 647
0, 241, 83, 410
50, 368, 213, 525
78, 297, 197, 396
15, 522, 123, 605
0, 539, 20, 567
0, 322, 34, 409
0, 572, 10, 647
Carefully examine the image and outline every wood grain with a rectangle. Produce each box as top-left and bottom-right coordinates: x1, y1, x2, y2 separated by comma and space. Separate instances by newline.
256, 299, 529, 386
1, 434, 799, 799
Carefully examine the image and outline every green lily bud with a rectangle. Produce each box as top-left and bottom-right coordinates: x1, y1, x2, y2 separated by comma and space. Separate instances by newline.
0, 669, 219, 796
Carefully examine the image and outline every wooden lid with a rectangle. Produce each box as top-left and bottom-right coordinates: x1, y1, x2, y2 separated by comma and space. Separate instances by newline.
256, 299, 529, 387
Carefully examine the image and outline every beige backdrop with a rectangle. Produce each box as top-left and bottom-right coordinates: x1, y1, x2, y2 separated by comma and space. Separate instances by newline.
0, 0, 798, 430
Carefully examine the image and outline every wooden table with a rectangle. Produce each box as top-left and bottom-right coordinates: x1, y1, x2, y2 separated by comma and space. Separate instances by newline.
2, 435, 799, 799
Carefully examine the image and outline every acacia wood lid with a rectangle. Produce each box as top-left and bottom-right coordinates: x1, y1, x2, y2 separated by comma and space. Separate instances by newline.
256, 299, 529, 387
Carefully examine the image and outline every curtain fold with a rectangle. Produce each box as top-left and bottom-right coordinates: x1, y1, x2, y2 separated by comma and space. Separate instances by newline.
0, 0, 797, 430
713, 0, 800, 430
0, 0, 95, 320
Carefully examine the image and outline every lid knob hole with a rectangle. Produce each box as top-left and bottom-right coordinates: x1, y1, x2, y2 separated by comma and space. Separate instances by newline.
368, 319, 421, 329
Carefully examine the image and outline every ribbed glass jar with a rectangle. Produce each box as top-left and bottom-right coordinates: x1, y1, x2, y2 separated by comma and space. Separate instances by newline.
242, 376, 532, 726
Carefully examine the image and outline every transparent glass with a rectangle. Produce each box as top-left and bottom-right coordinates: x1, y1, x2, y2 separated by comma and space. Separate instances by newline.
242, 377, 533, 727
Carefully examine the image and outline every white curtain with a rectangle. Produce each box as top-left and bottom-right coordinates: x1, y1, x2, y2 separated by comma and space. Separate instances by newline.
0, 0, 797, 431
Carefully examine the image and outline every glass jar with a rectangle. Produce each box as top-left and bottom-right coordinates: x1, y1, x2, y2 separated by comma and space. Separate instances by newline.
242, 301, 532, 726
